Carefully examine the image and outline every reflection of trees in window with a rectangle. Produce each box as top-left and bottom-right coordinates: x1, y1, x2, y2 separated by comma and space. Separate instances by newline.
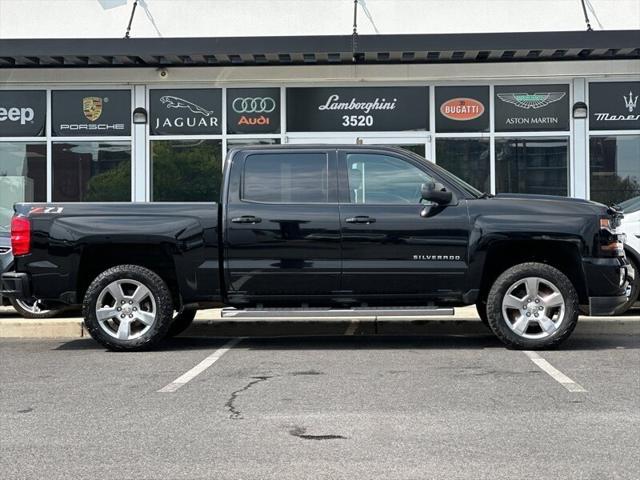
85, 158, 131, 202
152, 140, 222, 202
53, 142, 130, 202
589, 136, 640, 205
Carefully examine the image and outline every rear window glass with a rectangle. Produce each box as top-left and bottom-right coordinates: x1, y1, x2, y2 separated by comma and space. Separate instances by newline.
242, 153, 329, 203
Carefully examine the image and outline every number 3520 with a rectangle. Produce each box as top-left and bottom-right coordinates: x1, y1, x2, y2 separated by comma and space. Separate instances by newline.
342, 115, 373, 127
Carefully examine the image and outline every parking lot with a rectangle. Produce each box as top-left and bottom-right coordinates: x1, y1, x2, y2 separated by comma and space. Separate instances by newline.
1, 308, 639, 480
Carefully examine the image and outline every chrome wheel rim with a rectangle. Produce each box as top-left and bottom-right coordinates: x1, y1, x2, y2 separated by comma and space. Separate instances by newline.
95, 279, 157, 340
15, 298, 50, 314
501, 277, 565, 340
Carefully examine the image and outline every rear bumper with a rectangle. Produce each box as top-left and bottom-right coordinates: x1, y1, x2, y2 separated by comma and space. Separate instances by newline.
0, 272, 31, 300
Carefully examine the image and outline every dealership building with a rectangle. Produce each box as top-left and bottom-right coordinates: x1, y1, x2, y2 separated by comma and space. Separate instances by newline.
0, 0, 638, 212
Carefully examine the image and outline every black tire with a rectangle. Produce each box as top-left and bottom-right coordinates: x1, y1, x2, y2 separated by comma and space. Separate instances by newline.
476, 299, 489, 327
82, 265, 174, 351
486, 262, 579, 350
614, 256, 639, 315
166, 308, 197, 337
10, 298, 62, 319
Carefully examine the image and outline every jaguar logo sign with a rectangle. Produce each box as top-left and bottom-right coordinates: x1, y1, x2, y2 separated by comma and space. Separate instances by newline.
150, 89, 222, 135
440, 98, 485, 121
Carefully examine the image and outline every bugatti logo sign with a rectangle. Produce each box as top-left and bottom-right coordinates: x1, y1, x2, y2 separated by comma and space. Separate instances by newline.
440, 98, 484, 121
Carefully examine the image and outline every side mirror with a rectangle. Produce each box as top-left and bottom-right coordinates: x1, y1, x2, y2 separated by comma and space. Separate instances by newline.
421, 181, 453, 205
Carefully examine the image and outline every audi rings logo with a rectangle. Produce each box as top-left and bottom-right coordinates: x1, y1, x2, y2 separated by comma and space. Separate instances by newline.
232, 97, 277, 114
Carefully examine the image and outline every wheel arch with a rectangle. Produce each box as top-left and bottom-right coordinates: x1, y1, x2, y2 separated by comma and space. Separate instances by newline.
77, 244, 180, 310
478, 240, 588, 304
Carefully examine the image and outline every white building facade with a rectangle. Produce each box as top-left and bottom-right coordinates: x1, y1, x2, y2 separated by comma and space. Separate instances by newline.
0, 0, 638, 211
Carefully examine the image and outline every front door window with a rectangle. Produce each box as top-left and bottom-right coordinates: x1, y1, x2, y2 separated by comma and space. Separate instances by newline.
345, 153, 432, 204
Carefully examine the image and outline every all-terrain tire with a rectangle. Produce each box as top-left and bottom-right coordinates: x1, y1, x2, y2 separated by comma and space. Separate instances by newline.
476, 299, 489, 327
166, 309, 197, 337
10, 298, 62, 319
83, 265, 174, 351
486, 262, 579, 350
614, 256, 639, 315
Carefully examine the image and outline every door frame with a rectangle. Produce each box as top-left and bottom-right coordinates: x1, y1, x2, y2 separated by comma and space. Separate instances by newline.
286, 132, 433, 161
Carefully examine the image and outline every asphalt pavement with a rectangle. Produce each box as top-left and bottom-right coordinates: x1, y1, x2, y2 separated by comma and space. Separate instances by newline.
1, 327, 638, 479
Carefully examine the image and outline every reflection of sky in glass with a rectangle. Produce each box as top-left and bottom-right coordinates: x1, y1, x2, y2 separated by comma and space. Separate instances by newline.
67, 142, 130, 160
348, 154, 431, 204
616, 136, 640, 180
0, 142, 45, 176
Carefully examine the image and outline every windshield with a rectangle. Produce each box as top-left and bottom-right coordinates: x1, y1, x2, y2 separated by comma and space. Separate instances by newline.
619, 196, 640, 214
0, 207, 12, 234
403, 149, 484, 198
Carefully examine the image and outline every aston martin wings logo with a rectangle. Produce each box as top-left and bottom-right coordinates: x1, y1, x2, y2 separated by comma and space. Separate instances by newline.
159, 96, 213, 116
497, 92, 566, 109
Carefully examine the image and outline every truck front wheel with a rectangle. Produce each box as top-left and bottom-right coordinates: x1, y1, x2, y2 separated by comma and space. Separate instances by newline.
486, 262, 579, 349
83, 265, 174, 351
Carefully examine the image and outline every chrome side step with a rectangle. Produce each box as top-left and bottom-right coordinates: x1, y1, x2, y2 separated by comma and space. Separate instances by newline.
221, 306, 455, 319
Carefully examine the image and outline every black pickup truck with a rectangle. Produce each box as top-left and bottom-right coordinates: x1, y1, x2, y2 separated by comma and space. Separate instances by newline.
1, 145, 633, 351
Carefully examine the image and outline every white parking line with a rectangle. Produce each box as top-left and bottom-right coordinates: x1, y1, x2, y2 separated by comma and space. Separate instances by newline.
344, 319, 359, 335
523, 351, 587, 393
158, 337, 243, 393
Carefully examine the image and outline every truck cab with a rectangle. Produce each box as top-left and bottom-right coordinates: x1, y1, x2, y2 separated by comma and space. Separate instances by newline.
1, 145, 633, 351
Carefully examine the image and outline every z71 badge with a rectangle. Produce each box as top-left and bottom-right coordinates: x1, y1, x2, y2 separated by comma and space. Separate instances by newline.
29, 206, 64, 215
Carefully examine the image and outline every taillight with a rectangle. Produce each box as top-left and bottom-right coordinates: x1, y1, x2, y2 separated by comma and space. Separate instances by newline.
11, 216, 31, 256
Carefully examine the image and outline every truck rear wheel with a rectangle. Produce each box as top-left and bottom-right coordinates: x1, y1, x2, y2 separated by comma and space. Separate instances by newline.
486, 262, 579, 349
82, 265, 174, 351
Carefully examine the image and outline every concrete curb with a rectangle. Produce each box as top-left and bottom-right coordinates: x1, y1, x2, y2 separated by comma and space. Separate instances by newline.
1, 316, 638, 339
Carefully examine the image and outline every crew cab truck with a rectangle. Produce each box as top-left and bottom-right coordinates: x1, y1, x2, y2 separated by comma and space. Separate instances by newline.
1, 145, 633, 351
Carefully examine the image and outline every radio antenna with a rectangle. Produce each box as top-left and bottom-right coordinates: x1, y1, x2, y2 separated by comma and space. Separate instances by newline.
124, 0, 139, 39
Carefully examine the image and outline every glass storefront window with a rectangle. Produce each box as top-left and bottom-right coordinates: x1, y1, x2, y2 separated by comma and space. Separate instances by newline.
435, 139, 490, 193
589, 136, 640, 205
0, 142, 47, 230
227, 138, 280, 151
151, 140, 222, 202
52, 142, 131, 202
495, 137, 569, 196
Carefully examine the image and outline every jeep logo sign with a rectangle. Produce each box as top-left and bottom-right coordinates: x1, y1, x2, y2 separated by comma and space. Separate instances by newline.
0, 90, 46, 137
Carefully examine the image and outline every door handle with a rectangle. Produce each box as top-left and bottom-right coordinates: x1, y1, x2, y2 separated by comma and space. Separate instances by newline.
231, 216, 262, 224
345, 216, 376, 224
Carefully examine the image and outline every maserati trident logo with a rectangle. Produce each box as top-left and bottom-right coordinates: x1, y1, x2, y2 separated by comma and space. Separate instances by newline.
82, 97, 103, 121
497, 92, 566, 109
159, 96, 214, 116
623, 90, 638, 113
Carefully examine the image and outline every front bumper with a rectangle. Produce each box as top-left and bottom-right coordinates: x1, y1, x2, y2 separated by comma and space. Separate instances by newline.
0, 272, 31, 300
585, 259, 635, 316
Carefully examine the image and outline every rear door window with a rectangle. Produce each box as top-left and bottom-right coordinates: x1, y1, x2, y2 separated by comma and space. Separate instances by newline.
242, 152, 330, 203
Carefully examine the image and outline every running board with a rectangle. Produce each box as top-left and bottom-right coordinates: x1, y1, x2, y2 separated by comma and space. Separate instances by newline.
221, 306, 455, 319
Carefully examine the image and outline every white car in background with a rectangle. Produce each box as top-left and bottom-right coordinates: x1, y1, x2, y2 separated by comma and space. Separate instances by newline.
617, 196, 640, 314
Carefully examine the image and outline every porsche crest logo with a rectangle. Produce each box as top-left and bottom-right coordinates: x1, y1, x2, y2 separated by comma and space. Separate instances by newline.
82, 97, 103, 122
